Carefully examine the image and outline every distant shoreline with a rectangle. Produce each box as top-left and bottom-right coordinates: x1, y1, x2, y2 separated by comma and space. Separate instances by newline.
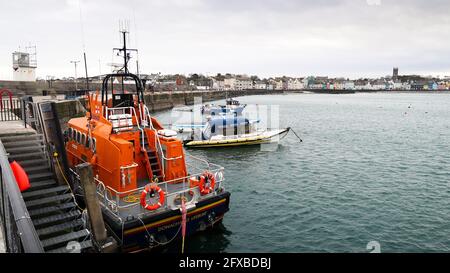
282, 89, 450, 94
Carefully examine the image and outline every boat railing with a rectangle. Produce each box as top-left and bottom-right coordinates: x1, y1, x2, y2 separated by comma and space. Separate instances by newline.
142, 105, 183, 179
105, 106, 146, 159
98, 169, 224, 217
69, 155, 224, 222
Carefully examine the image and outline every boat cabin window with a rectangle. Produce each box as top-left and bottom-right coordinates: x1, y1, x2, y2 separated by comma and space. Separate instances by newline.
86, 136, 91, 148
68, 128, 73, 140
76, 131, 81, 143
92, 138, 97, 152
81, 134, 86, 147
112, 94, 134, 108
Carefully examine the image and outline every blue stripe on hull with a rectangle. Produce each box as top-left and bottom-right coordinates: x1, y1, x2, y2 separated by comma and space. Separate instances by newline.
106, 193, 231, 252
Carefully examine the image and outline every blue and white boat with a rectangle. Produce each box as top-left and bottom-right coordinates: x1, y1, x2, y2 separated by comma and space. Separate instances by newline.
201, 98, 247, 116
173, 115, 290, 148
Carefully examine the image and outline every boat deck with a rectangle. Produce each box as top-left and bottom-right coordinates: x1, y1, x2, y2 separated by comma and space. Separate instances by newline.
185, 128, 290, 147
103, 177, 205, 221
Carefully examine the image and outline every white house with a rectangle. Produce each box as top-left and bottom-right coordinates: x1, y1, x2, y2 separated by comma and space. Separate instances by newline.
274, 80, 284, 90
212, 78, 225, 91
344, 81, 355, 90
334, 81, 345, 90
223, 76, 253, 90
287, 78, 305, 90
224, 77, 236, 90
253, 81, 267, 90
371, 80, 386, 90
402, 82, 411, 90
392, 81, 403, 90
235, 77, 253, 90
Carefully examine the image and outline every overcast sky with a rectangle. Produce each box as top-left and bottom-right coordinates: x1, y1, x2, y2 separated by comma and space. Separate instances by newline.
1, 0, 449, 80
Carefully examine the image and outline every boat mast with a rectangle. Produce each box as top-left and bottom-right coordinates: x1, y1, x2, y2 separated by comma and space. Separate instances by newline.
78, 0, 89, 90
113, 24, 138, 91
113, 28, 138, 74
83, 52, 89, 90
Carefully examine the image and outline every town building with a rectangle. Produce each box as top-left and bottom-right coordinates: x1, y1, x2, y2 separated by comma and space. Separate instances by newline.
287, 78, 305, 90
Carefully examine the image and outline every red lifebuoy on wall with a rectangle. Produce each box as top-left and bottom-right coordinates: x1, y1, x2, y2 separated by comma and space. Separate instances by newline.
10, 161, 30, 192
199, 171, 215, 195
140, 184, 165, 211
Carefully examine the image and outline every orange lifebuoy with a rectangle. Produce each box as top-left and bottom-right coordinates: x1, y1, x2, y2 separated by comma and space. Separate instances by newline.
199, 171, 215, 195
140, 184, 165, 211
10, 161, 30, 192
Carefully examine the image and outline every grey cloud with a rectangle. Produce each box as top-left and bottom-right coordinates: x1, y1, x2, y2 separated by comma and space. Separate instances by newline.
0, 0, 449, 79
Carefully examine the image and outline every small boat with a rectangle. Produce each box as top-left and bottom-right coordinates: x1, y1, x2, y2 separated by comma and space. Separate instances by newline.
64, 32, 230, 252
172, 105, 194, 112
201, 98, 246, 116
179, 116, 290, 148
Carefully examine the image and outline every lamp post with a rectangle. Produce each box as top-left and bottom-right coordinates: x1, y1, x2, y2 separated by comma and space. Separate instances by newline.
70, 60, 80, 90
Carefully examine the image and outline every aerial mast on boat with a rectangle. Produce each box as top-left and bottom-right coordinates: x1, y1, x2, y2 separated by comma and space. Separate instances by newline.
113, 21, 138, 75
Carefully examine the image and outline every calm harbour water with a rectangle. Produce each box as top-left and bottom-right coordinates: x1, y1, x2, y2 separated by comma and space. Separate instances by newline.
156, 92, 450, 253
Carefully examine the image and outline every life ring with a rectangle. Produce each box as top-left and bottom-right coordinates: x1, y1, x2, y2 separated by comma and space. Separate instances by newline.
199, 171, 216, 195
140, 184, 165, 211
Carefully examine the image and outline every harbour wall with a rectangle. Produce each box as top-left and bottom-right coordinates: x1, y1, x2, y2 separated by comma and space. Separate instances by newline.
0, 80, 127, 96
143, 89, 283, 112
53, 89, 283, 128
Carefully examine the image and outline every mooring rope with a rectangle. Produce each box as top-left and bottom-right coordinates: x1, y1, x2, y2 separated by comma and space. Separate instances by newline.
288, 127, 303, 142
53, 152, 85, 211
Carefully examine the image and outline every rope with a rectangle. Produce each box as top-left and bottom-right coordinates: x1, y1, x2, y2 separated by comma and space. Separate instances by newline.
123, 193, 141, 203
137, 217, 182, 246
53, 152, 85, 211
182, 235, 185, 254
181, 199, 187, 254
288, 127, 303, 142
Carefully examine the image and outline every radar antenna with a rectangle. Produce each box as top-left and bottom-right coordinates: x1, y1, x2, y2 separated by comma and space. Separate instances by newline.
113, 21, 138, 74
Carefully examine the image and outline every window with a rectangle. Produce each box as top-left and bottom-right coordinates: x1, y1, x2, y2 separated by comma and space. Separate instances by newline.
86, 136, 91, 148
92, 138, 97, 152
68, 128, 73, 139
76, 131, 81, 143
81, 134, 86, 147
